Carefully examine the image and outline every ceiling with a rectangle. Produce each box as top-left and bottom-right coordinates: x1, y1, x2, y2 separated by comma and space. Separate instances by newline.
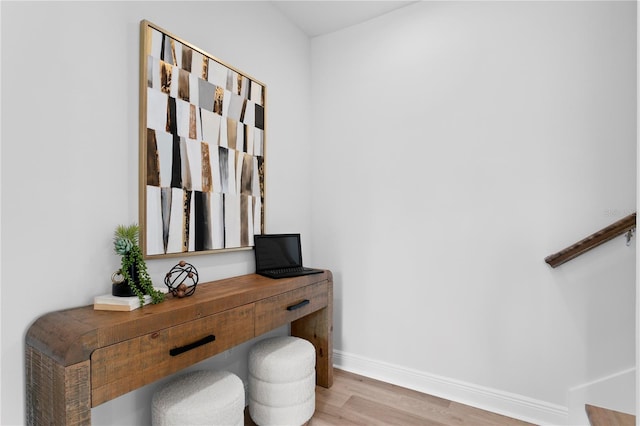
271, 1, 418, 37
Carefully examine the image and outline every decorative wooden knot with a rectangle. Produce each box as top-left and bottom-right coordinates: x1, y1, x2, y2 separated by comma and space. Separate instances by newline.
111, 270, 125, 284
164, 261, 199, 298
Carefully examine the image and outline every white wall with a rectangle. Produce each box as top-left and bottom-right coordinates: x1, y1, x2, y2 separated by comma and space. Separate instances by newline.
2, 1, 637, 425
1, 2, 311, 424
310, 1, 636, 423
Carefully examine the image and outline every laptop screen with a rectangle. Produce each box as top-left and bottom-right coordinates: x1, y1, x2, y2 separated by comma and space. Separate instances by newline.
254, 234, 303, 271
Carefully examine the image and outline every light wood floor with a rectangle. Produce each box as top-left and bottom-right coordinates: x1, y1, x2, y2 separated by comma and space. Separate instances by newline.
246, 369, 536, 425
586, 404, 635, 426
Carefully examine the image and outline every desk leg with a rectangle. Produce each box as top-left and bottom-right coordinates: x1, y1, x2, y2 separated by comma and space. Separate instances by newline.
26, 346, 91, 425
291, 278, 333, 388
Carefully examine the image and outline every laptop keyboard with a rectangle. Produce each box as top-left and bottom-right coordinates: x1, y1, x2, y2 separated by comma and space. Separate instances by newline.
264, 266, 310, 275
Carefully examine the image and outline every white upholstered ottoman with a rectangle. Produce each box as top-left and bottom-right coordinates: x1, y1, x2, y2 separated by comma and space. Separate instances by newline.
248, 336, 316, 426
151, 370, 244, 426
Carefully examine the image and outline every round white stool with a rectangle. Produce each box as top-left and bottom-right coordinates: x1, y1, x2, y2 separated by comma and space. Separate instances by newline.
151, 370, 244, 426
248, 336, 316, 426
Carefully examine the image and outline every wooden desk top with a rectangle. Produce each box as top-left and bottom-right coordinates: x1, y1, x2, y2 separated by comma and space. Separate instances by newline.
26, 271, 333, 367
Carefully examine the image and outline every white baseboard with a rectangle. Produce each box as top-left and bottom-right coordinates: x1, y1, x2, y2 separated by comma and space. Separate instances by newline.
333, 350, 568, 426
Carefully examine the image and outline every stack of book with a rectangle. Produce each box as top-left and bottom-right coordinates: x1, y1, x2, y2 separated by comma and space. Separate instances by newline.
93, 287, 168, 311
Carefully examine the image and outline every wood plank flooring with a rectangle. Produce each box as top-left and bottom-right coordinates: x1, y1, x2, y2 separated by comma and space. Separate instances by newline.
585, 404, 635, 426
246, 369, 536, 425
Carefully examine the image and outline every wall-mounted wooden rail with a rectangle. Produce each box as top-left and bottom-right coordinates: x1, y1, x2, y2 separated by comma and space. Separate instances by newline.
545, 212, 636, 268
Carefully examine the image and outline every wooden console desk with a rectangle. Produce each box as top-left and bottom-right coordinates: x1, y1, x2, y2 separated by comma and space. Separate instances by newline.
25, 271, 333, 425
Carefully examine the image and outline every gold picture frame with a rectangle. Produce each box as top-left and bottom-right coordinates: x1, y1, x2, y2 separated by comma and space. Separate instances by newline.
139, 20, 266, 258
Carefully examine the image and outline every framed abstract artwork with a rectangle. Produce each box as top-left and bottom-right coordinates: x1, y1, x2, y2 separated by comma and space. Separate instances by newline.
139, 20, 266, 258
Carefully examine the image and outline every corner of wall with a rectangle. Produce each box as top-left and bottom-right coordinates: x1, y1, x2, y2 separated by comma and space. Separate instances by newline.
567, 367, 636, 426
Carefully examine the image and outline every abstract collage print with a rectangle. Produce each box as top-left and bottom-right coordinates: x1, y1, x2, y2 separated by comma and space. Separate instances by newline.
144, 28, 265, 256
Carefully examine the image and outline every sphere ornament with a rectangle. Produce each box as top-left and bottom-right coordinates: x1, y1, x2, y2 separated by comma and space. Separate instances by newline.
164, 260, 199, 298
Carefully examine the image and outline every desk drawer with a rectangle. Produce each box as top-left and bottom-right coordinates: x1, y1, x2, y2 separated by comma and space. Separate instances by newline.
255, 281, 328, 335
91, 304, 254, 406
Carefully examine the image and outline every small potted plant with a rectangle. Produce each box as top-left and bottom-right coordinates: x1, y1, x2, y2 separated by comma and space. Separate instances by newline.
113, 223, 164, 307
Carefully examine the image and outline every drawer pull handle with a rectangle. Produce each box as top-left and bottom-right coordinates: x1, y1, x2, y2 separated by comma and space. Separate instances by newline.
169, 334, 215, 356
287, 299, 310, 311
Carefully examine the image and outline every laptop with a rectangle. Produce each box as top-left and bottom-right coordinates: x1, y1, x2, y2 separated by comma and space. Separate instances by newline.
254, 234, 324, 279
